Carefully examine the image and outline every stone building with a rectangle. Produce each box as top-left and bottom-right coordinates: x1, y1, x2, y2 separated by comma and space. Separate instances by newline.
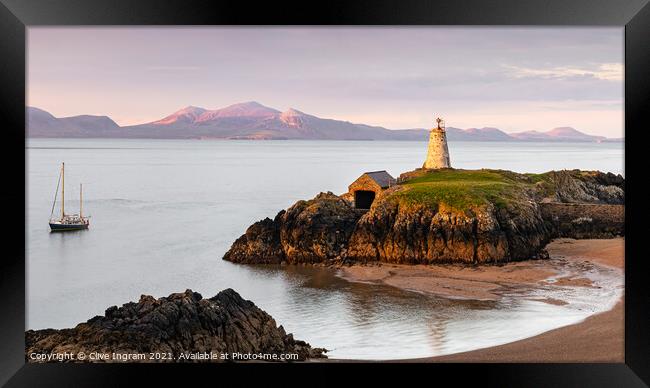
423, 117, 451, 169
348, 170, 396, 209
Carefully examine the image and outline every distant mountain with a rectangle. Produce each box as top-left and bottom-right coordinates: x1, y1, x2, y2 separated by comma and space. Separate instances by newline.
445, 127, 513, 141
152, 106, 208, 125
27, 103, 621, 142
27, 107, 120, 137
510, 127, 608, 142
123, 102, 411, 140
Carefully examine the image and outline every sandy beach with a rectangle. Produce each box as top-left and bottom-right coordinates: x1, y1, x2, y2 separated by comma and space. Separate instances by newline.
337, 238, 624, 362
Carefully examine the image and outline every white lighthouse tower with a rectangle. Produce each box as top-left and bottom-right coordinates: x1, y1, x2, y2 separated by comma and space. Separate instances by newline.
423, 117, 451, 169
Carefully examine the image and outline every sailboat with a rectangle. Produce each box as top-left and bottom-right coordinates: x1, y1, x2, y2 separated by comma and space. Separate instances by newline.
49, 162, 90, 231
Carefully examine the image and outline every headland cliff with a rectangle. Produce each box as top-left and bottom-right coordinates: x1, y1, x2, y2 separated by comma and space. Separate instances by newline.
223, 169, 624, 265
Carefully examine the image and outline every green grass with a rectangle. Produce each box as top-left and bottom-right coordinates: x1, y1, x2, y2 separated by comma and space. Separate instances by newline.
393, 169, 536, 211
524, 172, 551, 183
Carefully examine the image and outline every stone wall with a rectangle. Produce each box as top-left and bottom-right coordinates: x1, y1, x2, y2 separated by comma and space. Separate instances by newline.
540, 203, 624, 238
348, 175, 384, 209
348, 174, 382, 195
423, 128, 451, 169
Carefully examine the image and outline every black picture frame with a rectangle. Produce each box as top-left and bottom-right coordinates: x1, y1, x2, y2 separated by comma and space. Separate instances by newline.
1, 0, 649, 386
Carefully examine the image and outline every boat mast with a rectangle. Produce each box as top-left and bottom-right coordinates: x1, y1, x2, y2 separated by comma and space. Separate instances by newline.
49, 165, 62, 221
61, 162, 65, 219
80, 183, 83, 219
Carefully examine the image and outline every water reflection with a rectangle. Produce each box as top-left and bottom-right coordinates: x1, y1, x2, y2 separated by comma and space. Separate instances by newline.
234, 263, 527, 359
428, 316, 450, 354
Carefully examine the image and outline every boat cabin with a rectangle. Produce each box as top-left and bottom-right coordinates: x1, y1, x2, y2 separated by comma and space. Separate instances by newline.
348, 170, 396, 209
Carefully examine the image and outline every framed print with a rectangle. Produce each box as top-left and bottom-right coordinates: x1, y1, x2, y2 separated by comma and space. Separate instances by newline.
1, 0, 649, 386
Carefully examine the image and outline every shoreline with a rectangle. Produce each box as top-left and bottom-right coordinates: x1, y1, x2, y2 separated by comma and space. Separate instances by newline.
414, 300, 623, 363
334, 238, 624, 362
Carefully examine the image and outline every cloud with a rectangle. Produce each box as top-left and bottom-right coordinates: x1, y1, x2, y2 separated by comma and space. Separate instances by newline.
505, 63, 623, 81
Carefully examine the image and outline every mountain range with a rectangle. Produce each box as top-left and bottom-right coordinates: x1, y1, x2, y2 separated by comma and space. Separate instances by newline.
27, 102, 621, 142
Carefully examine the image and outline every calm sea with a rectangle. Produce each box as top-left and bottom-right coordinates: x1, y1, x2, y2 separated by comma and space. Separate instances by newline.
26, 139, 624, 360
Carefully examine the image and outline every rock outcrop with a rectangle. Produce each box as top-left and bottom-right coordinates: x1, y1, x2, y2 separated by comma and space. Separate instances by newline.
223, 192, 362, 264
540, 203, 624, 239
223, 169, 624, 265
545, 170, 624, 204
26, 289, 326, 362
344, 195, 550, 264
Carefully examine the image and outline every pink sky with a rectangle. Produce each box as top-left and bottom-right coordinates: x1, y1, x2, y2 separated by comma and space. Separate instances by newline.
28, 27, 623, 136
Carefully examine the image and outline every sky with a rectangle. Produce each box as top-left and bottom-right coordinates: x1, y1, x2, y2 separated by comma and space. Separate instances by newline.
28, 27, 623, 137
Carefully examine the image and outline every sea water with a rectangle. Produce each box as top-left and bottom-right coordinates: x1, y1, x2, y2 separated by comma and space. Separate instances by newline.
26, 139, 624, 360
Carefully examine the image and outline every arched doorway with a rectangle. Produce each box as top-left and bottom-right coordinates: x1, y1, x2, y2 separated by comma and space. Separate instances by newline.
354, 190, 376, 209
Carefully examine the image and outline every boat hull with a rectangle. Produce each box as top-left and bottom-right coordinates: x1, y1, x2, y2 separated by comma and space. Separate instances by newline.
49, 222, 89, 232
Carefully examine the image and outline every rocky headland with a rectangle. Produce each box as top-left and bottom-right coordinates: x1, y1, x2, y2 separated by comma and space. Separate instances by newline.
26, 289, 326, 362
223, 168, 624, 265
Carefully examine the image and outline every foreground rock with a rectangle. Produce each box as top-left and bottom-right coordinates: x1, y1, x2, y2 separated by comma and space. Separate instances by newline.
224, 169, 624, 265
26, 289, 326, 362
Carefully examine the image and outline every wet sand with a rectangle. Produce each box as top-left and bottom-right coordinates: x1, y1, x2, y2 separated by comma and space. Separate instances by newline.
416, 301, 623, 362
336, 238, 624, 362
